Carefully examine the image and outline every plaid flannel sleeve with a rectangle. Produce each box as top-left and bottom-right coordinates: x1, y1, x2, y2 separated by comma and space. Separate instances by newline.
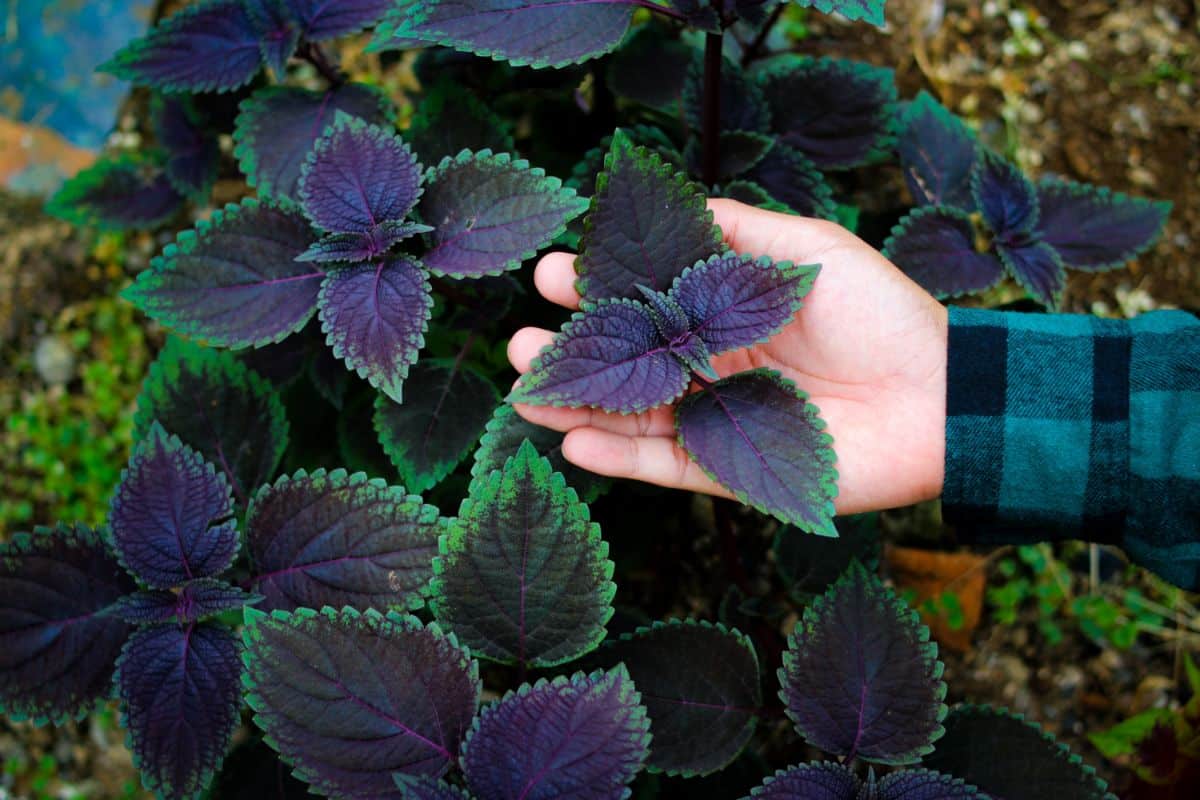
943, 307, 1200, 590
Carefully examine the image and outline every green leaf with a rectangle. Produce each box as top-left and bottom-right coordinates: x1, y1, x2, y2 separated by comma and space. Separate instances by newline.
46, 154, 183, 231
792, 0, 887, 26
1089, 709, 1175, 760
433, 441, 614, 668
406, 80, 516, 164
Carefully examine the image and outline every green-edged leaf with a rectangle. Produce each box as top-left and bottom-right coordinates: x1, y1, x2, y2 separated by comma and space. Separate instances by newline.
773, 514, 881, 597
794, 0, 887, 26
233, 83, 395, 200
242, 607, 481, 797
606, 22, 691, 114
134, 338, 288, 504
924, 705, 1117, 800
123, 198, 321, 349
743, 143, 838, 218
419, 149, 587, 278
433, 441, 614, 668
370, 0, 635, 69
374, 359, 499, 494
406, 80, 516, 165
780, 562, 947, 764
472, 404, 610, 502
46, 154, 184, 231
576, 129, 723, 301
586, 619, 761, 777
719, 180, 792, 213
247, 469, 443, 612
684, 131, 775, 182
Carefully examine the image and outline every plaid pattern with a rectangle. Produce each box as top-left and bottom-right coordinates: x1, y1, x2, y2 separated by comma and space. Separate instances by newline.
944, 307, 1200, 590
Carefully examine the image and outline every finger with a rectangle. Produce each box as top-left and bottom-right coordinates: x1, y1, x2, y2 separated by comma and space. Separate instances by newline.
507, 327, 556, 374
534, 252, 583, 310
511, 393, 677, 437
707, 197, 852, 264
561, 428, 736, 499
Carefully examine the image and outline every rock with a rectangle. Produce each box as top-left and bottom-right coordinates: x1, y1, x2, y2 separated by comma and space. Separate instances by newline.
33, 334, 74, 384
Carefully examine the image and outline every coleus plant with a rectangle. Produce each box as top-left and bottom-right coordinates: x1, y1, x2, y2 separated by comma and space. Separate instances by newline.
884, 92, 1172, 309
511, 129, 840, 536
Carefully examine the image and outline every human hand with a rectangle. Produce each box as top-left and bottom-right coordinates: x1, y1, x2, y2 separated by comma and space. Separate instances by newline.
508, 198, 948, 515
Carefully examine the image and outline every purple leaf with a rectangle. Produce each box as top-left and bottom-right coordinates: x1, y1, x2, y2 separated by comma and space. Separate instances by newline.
406, 80, 516, 164
972, 152, 1038, 238
508, 300, 689, 414
997, 239, 1066, 310
774, 515, 881, 598
99, 0, 263, 93
282, 0, 392, 39
719, 180, 791, 213
152, 94, 219, 200
46, 155, 184, 231
460, 667, 651, 800
117, 622, 243, 799
670, 252, 819, 356
394, 775, 474, 800
419, 150, 587, 278
374, 360, 499, 493
683, 131, 775, 181
743, 762, 860, 800
134, 339, 289, 505
0, 524, 134, 724
758, 55, 897, 170
298, 222, 435, 263
924, 705, 1116, 800
794, 0, 886, 25
683, 55, 771, 134
123, 198, 322, 349
1035, 176, 1171, 271
299, 115, 424, 234
881, 207, 1004, 298
109, 422, 238, 589
247, 468, 443, 612
370, 0, 635, 69
780, 561, 946, 764
587, 619, 761, 777
244, 0, 301, 75
675, 370, 838, 536
432, 441, 614, 667
897, 92, 978, 211
108, 579, 257, 625
606, 23, 692, 113
575, 129, 723, 301
234, 83, 395, 199
243, 607, 481, 796
743, 145, 837, 218
318, 257, 432, 403
876, 769, 986, 800
635, 287, 719, 380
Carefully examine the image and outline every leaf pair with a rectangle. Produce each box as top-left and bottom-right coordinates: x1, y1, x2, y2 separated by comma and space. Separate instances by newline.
888, 92, 1170, 308
100, 0, 391, 92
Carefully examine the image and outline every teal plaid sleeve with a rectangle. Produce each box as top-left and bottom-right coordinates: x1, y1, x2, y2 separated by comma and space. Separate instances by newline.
943, 307, 1200, 590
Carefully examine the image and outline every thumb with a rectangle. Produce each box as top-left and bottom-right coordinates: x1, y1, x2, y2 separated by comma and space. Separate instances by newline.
707, 198, 856, 265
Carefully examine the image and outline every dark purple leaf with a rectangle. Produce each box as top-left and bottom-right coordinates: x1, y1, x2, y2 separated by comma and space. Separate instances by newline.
684, 55, 771, 134
972, 152, 1038, 238
998, 239, 1066, 310
298, 222, 435, 263
670, 252, 819, 356
588, 620, 761, 777
606, 23, 691, 113
432, 441, 614, 667
635, 287, 719, 380
758, 55, 896, 169
472, 405, 611, 503
99, 0, 263, 92
406, 80, 515, 165
774, 515, 881, 598
247, 468, 443, 612
46, 155, 184, 231
881, 208, 1004, 298
370, 0, 635, 69
684, 131, 775, 182
243, 607, 481, 797
743, 145, 837, 218
876, 769, 985, 800
897, 92, 978, 210
794, 0, 886, 25
743, 762, 860, 800
924, 705, 1116, 800
780, 561, 946, 764
509, 300, 689, 414
109, 579, 257, 625
245, 0, 301, 75
568, 126, 683, 199
239, 328, 312, 389
460, 667, 650, 800
1035, 176, 1171, 270
109, 422, 238, 588
419, 150, 587, 278
0, 524, 134, 724
719, 180, 791, 213
667, 0, 721, 31
576, 129, 723, 301
394, 775, 473, 800
309, 343, 351, 408
676, 370, 838, 536
374, 360, 499, 493
300, 115, 424, 234
234, 83, 395, 199
282, 0, 392, 39
152, 94, 219, 200
122, 197, 322, 349
117, 622, 242, 799
134, 339, 289, 506
318, 257, 432, 403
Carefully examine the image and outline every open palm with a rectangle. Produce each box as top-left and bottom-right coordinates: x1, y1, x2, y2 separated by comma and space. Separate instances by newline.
508, 199, 949, 515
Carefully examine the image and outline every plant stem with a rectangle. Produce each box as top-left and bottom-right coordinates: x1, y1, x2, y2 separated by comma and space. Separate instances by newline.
300, 41, 344, 86
634, 0, 688, 20
701, 31, 723, 187
742, 3, 785, 65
